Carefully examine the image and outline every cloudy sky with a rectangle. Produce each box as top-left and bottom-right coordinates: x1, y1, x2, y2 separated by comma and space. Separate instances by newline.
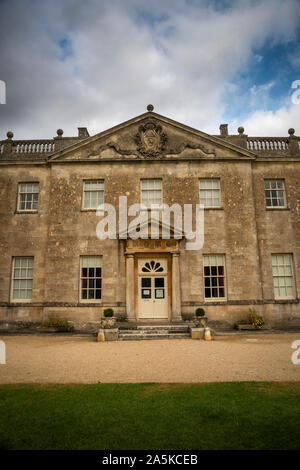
0, 0, 300, 139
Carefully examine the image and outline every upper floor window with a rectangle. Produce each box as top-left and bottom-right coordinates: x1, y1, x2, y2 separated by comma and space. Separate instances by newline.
11, 257, 34, 301
80, 256, 102, 301
141, 179, 162, 207
264, 180, 286, 208
203, 254, 226, 299
199, 179, 220, 207
17, 183, 39, 212
83, 180, 104, 209
272, 254, 295, 299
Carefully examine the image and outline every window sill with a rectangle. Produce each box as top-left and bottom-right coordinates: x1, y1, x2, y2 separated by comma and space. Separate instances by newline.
15, 210, 38, 214
204, 298, 227, 303
266, 207, 290, 211
274, 297, 295, 301
203, 206, 223, 210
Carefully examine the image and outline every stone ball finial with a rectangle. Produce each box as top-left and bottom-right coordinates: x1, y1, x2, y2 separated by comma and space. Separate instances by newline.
56, 128, 63, 137
6, 131, 13, 139
288, 128, 295, 136
238, 126, 244, 135
147, 104, 154, 112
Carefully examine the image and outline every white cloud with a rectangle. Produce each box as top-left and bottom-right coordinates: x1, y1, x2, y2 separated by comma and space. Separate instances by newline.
0, 0, 299, 139
241, 102, 300, 136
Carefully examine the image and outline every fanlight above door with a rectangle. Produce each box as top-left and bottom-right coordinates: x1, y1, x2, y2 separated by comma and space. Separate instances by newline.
141, 260, 164, 273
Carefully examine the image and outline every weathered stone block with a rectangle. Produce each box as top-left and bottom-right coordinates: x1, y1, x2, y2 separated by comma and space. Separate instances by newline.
190, 327, 204, 339
104, 328, 119, 341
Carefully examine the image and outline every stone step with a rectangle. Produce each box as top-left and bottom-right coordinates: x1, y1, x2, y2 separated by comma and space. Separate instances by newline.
118, 332, 190, 341
119, 328, 189, 334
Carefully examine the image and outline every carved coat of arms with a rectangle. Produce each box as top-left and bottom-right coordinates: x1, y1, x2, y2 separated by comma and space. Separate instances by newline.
135, 120, 167, 157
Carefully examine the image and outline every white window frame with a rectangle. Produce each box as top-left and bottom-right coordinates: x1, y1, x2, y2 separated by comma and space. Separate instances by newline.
203, 254, 226, 300
11, 257, 34, 302
17, 182, 39, 212
199, 179, 221, 208
264, 179, 286, 208
140, 179, 162, 208
82, 180, 104, 210
272, 253, 295, 300
79, 256, 102, 303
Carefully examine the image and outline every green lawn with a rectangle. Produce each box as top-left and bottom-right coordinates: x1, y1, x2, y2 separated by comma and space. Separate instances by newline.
0, 382, 299, 450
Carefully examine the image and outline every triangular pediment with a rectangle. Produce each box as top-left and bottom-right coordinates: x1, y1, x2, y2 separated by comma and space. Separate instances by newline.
48, 110, 256, 163
119, 216, 184, 240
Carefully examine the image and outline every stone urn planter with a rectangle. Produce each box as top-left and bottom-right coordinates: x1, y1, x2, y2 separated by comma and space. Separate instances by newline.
193, 316, 208, 328
194, 308, 208, 328
97, 308, 118, 341
99, 317, 116, 329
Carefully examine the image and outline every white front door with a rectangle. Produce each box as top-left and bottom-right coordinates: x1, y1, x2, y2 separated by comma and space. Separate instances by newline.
138, 258, 168, 319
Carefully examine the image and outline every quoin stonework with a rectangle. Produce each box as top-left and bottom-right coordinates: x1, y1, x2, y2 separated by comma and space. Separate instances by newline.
0, 105, 300, 331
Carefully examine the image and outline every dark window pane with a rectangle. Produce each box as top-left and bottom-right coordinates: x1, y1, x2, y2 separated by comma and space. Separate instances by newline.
82, 289, 87, 299
95, 289, 101, 299
266, 198, 271, 206
205, 288, 211, 298
82, 279, 87, 288
96, 268, 101, 277
89, 279, 95, 289
204, 266, 210, 276
155, 278, 164, 287
88, 290, 94, 299
88, 268, 94, 277
265, 190, 271, 198
219, 288, 225, 297
82, 268, 88, 277
218, 277, 224, 286
212, 288, 218, 297
272, 199, 278, 206
204, 277, 210, 287
96, 279, 102, 288
212, 277, 217, 287
156, 267, 163, 272
218, 266, 224, 275
142, 278, 151, 287
211, 266, 217, 276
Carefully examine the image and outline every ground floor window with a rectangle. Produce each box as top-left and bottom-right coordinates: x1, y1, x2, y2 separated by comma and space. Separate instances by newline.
272, 254, 295, 299
12, 257, 34, 300
80, 256, 102, 300
203, 254, 226, 299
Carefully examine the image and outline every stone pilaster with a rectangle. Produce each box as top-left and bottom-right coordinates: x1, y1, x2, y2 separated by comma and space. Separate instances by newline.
171, 252, 182, 321
125, 254, 136, 320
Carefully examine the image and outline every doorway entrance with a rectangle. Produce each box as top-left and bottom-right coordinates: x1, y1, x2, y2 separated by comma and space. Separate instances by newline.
137, 257, 168, 319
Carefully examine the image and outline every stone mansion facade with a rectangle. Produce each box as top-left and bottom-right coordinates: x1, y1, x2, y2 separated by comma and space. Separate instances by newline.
0, 105, 300, 330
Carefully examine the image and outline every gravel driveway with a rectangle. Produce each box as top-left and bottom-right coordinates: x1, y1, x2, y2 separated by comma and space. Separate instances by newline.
0, 333, 300, 384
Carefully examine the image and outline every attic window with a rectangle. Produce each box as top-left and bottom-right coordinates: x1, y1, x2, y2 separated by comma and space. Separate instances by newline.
199, 179, 220, 207
83, 180, 104, 209
141, 179, 162, 207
